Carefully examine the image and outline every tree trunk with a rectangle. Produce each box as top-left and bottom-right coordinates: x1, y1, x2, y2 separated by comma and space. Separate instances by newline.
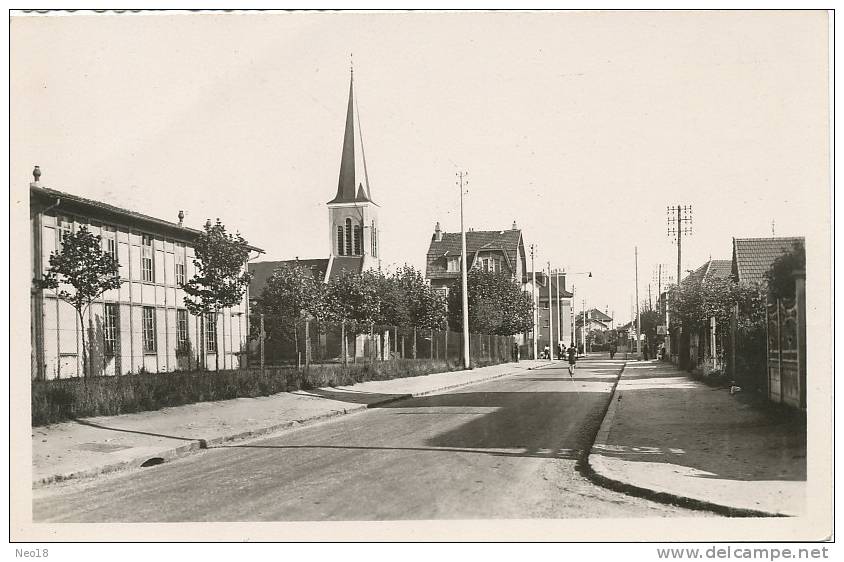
214, 310, 220, 372
77, 308, 88, 378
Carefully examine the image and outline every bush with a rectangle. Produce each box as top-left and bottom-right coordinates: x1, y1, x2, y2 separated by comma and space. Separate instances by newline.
31, 357, 500, 426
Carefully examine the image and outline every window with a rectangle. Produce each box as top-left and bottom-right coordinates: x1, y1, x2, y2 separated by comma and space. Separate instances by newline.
344, 219, 352, 256
177, 310, 189, 348
337, 226, 344, 256
58, 215, 73, 247
373, 226, 378, 257
175, 250, 186, 286
205, 312, 217, 353
371, 220, 376, 256
447, 256, 461, 273
141, 234, 155, 282
103, 304, 119, 355
102, 225, 118, 262
353, 224, 362, 255
142, 306, 156, 353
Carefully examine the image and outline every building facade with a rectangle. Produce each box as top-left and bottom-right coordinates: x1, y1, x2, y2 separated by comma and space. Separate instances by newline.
524, 271, 573, 351
30, 176, 261, 380
425, 222, 527, 298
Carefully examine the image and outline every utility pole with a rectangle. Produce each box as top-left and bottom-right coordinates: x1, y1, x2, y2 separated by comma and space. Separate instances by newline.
458, 171, 470, 369
547, 262, 554, 361
635, 246, 642, 360
531, 244, 538, 360
581, 298, 586, 357
570, 283, 576, 347
555, 270, 561, 351
667, 204, 693, 292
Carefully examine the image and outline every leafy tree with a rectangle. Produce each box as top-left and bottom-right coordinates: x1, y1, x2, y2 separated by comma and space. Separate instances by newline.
183, 219, 252, 371
35, 226, 123, 377
254, 263, 326, 361
392, 265, 447, 330
766, 241, 806, 300
327, 271, 381, 331
636, 309, 662, 345
446, 269, 533, 335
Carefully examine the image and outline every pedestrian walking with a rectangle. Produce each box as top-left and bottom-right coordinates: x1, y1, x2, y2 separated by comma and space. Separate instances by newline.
567, 345, 577, 376
557, 341, 564, 361
543, 344, 550, 360
609, 343, 617, 360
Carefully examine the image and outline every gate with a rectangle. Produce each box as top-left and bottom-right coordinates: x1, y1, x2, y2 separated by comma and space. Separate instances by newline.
766, 289, 805, 409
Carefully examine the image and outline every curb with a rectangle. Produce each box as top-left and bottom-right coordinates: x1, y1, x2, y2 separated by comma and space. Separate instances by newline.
34, 361, 546, 488
582, 363, 788, 518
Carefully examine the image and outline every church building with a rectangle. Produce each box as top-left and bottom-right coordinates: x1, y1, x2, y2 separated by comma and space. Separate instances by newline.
248, 69, 381, 300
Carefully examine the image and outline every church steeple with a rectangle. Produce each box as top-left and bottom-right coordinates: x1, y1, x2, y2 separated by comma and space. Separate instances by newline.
327, 65, 381, 268
328, 65, 373, 205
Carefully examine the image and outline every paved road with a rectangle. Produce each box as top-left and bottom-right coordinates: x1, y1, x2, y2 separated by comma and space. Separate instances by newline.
33, 358, 708, 521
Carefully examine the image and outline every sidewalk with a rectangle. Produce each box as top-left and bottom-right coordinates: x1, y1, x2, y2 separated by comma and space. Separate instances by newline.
32, 359, 552, 487
587, 360, 806, 517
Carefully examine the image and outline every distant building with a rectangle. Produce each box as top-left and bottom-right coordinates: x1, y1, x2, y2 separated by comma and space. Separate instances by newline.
425, 221, 527, 298
30, 172, 262, 380
248, 69, 381, 301
523, 271, 573, 350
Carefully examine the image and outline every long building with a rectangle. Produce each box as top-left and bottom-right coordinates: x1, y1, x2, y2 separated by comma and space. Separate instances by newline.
30, 170, 263, 379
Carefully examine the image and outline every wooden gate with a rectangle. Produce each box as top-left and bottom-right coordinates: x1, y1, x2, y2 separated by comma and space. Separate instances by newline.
766, 288, 806, 409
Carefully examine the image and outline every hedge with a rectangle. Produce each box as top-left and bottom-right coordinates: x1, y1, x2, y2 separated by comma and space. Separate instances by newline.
31, 357, 511, 426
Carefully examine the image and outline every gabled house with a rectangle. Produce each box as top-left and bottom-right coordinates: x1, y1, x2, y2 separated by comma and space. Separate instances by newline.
425, 221, 527, 297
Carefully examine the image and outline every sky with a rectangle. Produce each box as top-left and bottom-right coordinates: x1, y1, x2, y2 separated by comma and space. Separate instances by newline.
11, 10, 830, 324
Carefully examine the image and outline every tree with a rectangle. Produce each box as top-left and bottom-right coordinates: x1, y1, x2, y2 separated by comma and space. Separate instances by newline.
254, 263, 325, 362
392, 265, 447, 330
636, 309, 661, 345
35, 226, 123, 378
766, 241, 806, 300
183, 219, 252, 371
446, 269, 533, 335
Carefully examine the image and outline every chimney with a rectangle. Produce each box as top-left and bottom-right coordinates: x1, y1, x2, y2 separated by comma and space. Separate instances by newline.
512, 220, 517, 230
178, 210, 184, 226
434, 221, 442, 242
32, 165, 41, 184
205, 218, 212, 229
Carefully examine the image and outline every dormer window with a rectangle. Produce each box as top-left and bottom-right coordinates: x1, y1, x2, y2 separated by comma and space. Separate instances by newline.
447, 256, 461, 272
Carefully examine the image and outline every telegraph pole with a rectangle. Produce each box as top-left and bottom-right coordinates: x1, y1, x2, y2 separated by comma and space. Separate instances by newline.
547, 262, 554, 361
635, 246, 642, 360
667, 204, 693, 289
555, 270, 561, 351
531, 244, 538, 360
667, 205, 693, 360
458, 171, 470, 369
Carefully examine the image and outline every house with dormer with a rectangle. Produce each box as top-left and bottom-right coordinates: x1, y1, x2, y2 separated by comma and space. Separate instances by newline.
424, 222, 527, 299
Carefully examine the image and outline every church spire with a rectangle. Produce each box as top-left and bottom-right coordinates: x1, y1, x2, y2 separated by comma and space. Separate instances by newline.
328, 64, 373, 205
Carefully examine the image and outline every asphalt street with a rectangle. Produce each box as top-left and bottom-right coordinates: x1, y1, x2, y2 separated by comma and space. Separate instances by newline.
33, 358, 708, 521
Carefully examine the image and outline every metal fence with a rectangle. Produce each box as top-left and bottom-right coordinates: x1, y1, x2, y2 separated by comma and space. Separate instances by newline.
250, 316, 516, 368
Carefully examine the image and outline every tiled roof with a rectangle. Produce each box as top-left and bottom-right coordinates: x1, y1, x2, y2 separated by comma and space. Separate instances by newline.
31, 184, 264, 252
328, 256, 364, 279
248, 259, 329, 299
426, 229, 523, 279
587, 308, 613, 322
683, 259, 732, 285
732, 237, 805, 284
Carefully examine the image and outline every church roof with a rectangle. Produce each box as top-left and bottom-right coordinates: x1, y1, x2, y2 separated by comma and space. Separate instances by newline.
248, 255, 366, 300
328, 70, 374, 205
248, 259, 330, 299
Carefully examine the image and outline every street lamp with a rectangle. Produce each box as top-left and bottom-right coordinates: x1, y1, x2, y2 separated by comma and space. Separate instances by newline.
566, 271, 592, 357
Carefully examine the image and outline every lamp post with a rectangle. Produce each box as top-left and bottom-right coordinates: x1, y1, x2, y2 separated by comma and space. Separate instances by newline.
567, 271, 592, 357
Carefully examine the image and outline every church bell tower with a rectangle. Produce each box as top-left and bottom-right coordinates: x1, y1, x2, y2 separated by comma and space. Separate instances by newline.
327, 66, 380, 270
